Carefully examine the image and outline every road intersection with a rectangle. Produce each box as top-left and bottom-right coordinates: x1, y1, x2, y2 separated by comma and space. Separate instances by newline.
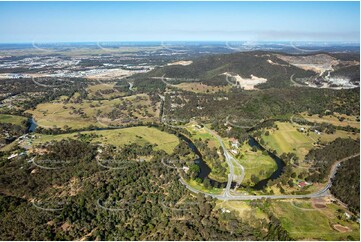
182, 125, 359, 201
160, 100, 359, 201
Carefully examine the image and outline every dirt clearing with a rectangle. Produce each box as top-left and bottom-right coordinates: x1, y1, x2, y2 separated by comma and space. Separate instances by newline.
333, 224, 352, 233
223, 72, 267, 90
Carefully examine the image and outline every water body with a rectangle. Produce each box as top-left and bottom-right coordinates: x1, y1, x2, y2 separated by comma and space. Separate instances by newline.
178, 134, 237, 189
248, 137, 286, 190
27, 117, 37, 133
30, 120, 284, 190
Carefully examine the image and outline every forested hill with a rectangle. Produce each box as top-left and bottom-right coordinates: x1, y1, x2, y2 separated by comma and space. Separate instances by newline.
331, 156, 360, 214
134, 51, 316, 88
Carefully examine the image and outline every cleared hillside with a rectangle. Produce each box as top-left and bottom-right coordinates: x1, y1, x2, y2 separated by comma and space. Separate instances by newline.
134, 51, 317, 88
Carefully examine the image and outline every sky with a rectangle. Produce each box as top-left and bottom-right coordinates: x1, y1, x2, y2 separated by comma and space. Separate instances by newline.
0, 1, 359, 43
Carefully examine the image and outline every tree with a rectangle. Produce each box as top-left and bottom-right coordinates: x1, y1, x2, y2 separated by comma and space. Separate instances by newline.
203, 178, 211, 189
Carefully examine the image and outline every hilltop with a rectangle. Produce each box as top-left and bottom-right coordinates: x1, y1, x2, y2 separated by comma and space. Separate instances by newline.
134, 51, 360, 89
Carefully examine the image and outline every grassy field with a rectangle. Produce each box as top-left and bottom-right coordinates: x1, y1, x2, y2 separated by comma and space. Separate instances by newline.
26, 93, 160, 129
184, 122, 219, 148
174, 82, 230, 93
0, 140, 18, 152
184, 122, 229, 182
271, 199, 360, 240
186, 179, 224, 195
312, 129, 360, 143
86, 83, 128, 99
0, 114, 27, 126
301, 112, 360, 129
227, 140, 277, 185
261, 121, 359, 161
215, 200, 268, 221
32, 126, 179, 154
262, 122, 315, 160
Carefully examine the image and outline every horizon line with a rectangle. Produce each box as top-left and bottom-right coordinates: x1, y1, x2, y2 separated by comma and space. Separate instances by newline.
0, 40, 360, 45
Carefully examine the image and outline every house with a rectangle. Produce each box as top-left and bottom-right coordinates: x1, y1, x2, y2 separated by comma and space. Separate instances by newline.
182, 166, 189, 173
297, 181, 311, 188
345, 212, 351, 219
230, 138, 240, 149
298, 181, 307, 188
231, 149, 238, 155
221, 208, 230, 213
298, 127, 305, 132
314, 129, 321, 135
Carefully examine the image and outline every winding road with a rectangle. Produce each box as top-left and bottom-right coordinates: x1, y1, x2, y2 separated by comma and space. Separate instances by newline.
180, 151, 359, 200
175, 122, 358, 200
159, 94, 359, 201
203, 126, 244, 198
290, 74, 306, 87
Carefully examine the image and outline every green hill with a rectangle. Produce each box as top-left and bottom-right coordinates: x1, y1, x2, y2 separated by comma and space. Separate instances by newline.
134, 51, 317, 88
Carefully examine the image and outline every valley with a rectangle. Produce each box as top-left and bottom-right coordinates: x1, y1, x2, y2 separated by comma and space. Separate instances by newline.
0, 43, 359, 241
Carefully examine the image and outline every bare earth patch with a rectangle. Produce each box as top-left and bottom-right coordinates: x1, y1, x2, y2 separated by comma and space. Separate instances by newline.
276, 54, 339, 75
313, 203, 327, 209
267, 59, 288, 67
61, 222, 71, 232
333, 224, 352, 233
223, 72, 267, 90
82, 68, 134, 79
312, 198, 327, 209
167, 60, 193, 66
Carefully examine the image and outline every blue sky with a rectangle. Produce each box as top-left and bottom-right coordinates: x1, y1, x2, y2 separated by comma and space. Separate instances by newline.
0, 1, 359, 43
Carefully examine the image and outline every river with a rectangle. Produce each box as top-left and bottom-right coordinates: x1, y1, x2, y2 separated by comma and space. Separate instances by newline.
179, 134, 285, 190
28, 119, 285, 190
27, 117, 37, 133
178, 134, 237, 189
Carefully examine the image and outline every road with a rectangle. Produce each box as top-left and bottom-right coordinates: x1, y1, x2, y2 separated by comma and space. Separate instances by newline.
160, 105, 360, 201
128, 82, 134, 91
203, 126, 244, 198
158, 94, 165, 122
180, 127, 359, 200
160, 75, 176, 87
290, 74, 305, 87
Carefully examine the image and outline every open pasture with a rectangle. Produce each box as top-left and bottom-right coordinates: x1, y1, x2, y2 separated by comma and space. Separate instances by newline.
32, 126, 179, 154
0, 114, 27, 126
271, 199, 360, 241
301, 112, 360, 129
27, 93, 160, 129
175, 82, 230, 93
261, 121, 359, 161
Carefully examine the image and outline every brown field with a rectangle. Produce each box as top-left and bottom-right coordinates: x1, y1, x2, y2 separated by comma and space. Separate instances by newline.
301, 112, 360, 129
175, 82, 230, 93
27, 93, 160, 129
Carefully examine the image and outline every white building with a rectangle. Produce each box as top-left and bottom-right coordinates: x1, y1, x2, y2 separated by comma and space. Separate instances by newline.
7, 153, 18, 160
